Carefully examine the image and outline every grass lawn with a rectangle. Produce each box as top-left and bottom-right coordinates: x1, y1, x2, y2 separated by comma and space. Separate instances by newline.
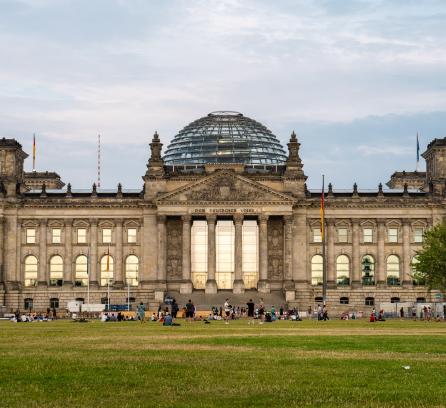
1, 319, 445, 408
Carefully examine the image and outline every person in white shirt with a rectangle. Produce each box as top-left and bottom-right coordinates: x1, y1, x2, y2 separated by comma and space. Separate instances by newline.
223, 299, 231, 325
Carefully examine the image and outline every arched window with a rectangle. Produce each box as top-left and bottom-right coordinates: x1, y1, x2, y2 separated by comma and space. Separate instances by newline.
49, 255, 63, 286
314, 296, 323, 303
125, 255, 139, 286
416, 297, 426, 303
336, 255, 350, 285
365, 297, 374, 306
24, 255, 38, 287
391, 297, 400, 303
100, 254, 114, 286
74, 255, 88, 287
311, 255, 323, 285
386, 255, 400, 285
361, 255, 375, 285
340, 297, 349, 305
411, 256, 425, 286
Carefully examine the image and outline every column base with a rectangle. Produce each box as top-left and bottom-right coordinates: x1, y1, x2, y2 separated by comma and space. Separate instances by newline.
37, 281, 47, 288
402, 280, 413, 288
63, 281, 73, 288
113, 281, 125, 289
257, 280, 270, 293
232, 280, 245, 294
351, 280, 362, 289
154, 290, 165, 303
205, 279, 218, 294
283, 280, 294, 291
285, 290, 296, 302
180, 281, 193, 294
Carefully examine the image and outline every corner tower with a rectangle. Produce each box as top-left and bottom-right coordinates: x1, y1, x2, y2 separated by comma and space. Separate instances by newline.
422, 138, 446, 196
0, 138, 28, 197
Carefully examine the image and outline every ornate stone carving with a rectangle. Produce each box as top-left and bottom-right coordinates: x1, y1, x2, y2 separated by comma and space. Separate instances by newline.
187, 173, 263, 202
166, 218, 182, 279
267, 217, 283, 280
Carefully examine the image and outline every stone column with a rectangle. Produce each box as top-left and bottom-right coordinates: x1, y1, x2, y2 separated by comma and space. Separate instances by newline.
89, 219, 98, 286
292, 212, 307, 288
38, 219, 47, 286
157, 215, 167, 284
258, 214, 270, 293
377, 219, 386, 286
205, 215, 217, 294
233, 213, 244, 294
4, 216, 18, 287
180, 215, 193, 294
114, 219, 124, 288
141, 213, 158, 286
351, 219, 360, 287
402, 219, 412, 286
63, 219, 73, 285
0, 217, 4, 289
283, 215, 294, 288
327, 219, 335, 287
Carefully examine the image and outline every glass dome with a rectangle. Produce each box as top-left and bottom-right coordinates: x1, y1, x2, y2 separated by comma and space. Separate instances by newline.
163, 111, 287, 165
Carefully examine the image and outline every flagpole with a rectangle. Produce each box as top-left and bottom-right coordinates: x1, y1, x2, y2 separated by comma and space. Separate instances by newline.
127, 279, 130, 312
321, 175, 327, 306
32, 133, 36, 172
416, 133, 420, 172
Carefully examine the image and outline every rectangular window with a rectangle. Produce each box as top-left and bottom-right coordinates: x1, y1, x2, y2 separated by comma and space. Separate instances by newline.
414, 228, 423, 243
26, 228, 36, 244
363, 228, 373, 243
337, 228, 348, 243
388, 228, 398, 243
312, 228, 322, 243
77, 228, 87, 244
127, 228, 137, 243
102, 228, 112, 243
52, 228, 61, 244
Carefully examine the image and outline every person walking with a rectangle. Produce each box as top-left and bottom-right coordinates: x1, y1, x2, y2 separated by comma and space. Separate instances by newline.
247, 299, 255, 324
171, 299, 179, 319
258, 298, 265, 324
224, 298, 231, 325
137, 302, 146, 323
185, 299, 194, 323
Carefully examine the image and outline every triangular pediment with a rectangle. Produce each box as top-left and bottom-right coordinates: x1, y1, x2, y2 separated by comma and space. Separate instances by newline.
156, 170, 295, 205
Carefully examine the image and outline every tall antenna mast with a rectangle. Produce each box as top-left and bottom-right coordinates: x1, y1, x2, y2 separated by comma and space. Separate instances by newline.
97, 134, 101, 188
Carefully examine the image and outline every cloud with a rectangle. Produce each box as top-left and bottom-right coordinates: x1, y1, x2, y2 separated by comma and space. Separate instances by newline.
356, 145, 413, 156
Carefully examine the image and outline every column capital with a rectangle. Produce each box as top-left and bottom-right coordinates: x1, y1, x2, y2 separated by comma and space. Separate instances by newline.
39, 218, 48, 226
89, 218, 98, 226
376, 218, 386, 226
401, 218, 412, 226
206, 214, 217, 224
326, 218, 336, 226
181, 214, 192, 223
283, 215, 293, 225
114, 218, 124, 226
351, 218, 360, 226
258, 214, 269, 224
156, 215, 166, 224
233, 213, 244, 225
63, 218, 73, 226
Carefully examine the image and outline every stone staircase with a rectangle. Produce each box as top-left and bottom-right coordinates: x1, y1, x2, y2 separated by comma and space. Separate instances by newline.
161, 290, 286, 311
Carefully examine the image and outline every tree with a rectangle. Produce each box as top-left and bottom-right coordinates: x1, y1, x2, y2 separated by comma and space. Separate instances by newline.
414, 222, 446, 291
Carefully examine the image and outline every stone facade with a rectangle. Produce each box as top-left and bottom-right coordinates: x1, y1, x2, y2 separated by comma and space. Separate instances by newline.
0, 133, 445, 315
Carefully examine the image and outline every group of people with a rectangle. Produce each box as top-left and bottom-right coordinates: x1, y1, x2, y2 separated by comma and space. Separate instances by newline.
370, 308, 386, 322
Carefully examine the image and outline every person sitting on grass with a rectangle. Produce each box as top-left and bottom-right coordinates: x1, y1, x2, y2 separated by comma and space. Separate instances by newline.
163, 313, 173, 326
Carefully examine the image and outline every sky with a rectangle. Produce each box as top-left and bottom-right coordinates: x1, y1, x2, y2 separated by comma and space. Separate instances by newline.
1, 0, 446, 190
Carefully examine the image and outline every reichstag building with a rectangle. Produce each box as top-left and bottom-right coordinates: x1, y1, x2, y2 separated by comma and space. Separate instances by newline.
0, 111, 443, 313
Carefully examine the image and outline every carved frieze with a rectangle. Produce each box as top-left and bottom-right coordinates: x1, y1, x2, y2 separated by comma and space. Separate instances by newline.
267, 217, 284, 280
166, 217, 183, 279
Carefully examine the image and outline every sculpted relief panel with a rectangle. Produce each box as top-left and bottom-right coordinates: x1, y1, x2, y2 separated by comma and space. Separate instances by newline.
187, 174, 264, 202
166, 217, 183, 280
268, 217, 284, 280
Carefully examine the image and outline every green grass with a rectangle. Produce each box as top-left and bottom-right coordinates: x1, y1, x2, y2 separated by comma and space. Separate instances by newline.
0, 319, 445, 407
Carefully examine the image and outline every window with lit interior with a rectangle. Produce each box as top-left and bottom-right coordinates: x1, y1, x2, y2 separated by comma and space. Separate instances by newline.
386, 255, 400, 285
49, 255, 64, 286
125, 255, 139, 286
100, 254, 114, 286
311, 255, 323, 285
24, 255, 38, 287
74, 255, 88, 287
336, 255, 350, 285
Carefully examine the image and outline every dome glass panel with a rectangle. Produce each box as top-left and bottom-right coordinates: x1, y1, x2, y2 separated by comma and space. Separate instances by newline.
163, 111, 287, 165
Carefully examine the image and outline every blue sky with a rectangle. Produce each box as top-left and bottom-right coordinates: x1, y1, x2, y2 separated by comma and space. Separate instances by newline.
1, 0, 445, 189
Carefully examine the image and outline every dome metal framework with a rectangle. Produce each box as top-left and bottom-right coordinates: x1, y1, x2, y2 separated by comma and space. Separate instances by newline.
163, 111, 287, 165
